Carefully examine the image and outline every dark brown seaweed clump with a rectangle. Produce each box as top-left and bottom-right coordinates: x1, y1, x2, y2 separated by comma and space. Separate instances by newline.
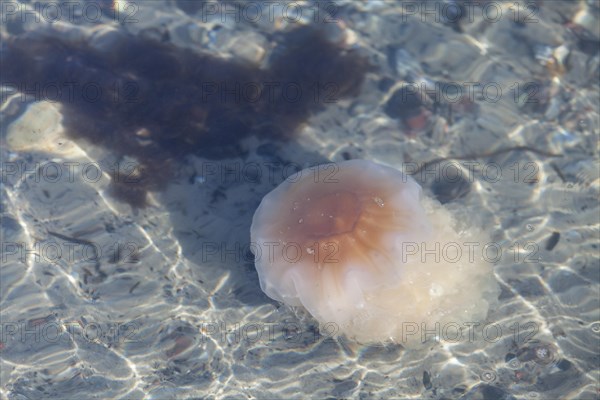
1, 24, 369, 207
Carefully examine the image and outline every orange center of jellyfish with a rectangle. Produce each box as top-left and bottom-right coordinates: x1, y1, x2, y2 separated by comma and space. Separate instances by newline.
280, 172, 401, 270
298, 191, 362, 239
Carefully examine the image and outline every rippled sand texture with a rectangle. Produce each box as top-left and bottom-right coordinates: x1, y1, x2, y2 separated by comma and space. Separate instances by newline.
1, 1, 599, 399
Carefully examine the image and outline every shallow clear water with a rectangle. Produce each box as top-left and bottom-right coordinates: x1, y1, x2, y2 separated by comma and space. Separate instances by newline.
1, 1, 599, 399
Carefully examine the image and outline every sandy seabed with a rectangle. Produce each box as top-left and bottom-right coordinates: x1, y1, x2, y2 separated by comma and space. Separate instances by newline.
1, 1, 599, 399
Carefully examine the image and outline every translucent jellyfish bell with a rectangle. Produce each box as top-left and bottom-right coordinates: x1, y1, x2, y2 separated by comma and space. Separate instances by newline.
250, 160, 499, 346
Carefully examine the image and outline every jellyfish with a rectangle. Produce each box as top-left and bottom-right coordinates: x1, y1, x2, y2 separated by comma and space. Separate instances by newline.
250, 159, 499, 346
